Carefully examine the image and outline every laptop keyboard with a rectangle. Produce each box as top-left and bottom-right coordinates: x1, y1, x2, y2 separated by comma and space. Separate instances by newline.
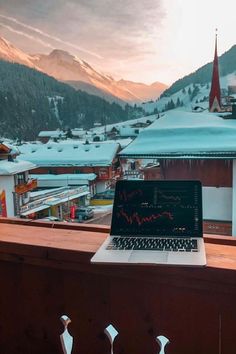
106, 237, 198, 252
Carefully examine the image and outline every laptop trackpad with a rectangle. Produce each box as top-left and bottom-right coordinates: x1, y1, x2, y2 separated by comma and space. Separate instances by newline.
128, 251, 168, 264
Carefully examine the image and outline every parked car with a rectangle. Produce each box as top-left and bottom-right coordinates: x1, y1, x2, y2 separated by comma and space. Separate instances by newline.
75, 207, 94, 220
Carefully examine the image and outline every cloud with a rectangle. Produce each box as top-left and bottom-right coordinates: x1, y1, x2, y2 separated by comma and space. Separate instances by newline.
0, 22, 55, 49
60, 0, 165, 55
0, 0, 165, 58
0, 14, 103, 58
0, 0, 166, 82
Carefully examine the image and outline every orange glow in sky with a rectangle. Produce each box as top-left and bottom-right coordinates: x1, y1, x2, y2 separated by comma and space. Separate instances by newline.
0, 0, 236, 85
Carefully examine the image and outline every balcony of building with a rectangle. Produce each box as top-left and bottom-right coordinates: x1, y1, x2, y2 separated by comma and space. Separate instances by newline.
14, 178, 38, 194
0, 217, 236, 353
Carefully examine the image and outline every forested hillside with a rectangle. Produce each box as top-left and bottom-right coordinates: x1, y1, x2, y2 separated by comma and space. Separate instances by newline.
161, 45, 236, 97
0, 60, 139, 140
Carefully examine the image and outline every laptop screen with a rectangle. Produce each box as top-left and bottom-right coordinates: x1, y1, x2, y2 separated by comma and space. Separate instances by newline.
110, 180, 202, 237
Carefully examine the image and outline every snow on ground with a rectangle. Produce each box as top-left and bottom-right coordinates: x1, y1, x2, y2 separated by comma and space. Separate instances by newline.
91, 204, 113, 213
140, 71, 236, 115
140, 83, 210, 114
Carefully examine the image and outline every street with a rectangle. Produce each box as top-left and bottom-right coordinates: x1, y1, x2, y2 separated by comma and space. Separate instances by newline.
84, 205, 113, 226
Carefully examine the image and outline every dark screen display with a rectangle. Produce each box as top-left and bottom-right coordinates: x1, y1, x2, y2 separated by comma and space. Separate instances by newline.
111, 180, 202, 237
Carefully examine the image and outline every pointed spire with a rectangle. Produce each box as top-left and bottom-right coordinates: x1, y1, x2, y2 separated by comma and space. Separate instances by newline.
209, 29, 221, 112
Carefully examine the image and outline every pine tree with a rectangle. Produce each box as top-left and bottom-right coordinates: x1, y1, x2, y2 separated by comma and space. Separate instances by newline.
0, 60, 133, 139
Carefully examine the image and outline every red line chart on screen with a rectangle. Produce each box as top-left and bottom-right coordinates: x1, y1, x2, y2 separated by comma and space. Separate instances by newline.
118, 189, 143, 202
117, 208, 174, 226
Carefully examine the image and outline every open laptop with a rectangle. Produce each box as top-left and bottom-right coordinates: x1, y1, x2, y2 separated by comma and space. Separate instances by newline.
91, 180, 206, 266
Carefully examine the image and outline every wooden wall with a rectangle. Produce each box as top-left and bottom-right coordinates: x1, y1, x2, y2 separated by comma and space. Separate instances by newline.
1, 221, 236, 353
203, 220, 232, 236
143, 159, 233, 236
159, 159, 232, 187
0, 256, 236, 353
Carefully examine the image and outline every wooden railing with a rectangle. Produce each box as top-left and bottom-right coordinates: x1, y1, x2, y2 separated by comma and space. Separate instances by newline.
0, 218, 236, 353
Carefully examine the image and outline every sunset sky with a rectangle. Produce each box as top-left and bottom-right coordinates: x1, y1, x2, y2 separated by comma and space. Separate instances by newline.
0, 0, 235, 85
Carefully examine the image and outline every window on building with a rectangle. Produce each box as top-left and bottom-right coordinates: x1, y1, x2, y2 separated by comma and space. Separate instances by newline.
16, 172, 26, 184
49, 169, 57, 174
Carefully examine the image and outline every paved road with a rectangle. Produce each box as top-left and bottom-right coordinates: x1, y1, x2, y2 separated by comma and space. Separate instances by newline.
85, 211, 112, 226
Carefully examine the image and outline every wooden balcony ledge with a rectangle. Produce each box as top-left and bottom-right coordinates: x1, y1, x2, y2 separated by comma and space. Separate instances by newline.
0, 217, 236, 353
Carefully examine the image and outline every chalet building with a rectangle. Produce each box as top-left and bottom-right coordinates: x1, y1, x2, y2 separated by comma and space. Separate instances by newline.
38, 128, 93, 143
20, 185, 90, 220
120, 110, 236, 236
0, 143, 37, 217
90, 114, 157, 139
18, 141, 121, 193
107, 127, 119, 139
38, 130, 67, 143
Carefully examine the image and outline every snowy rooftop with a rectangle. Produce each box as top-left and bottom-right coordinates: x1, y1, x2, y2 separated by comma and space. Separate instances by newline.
1, 142, 20, 155
38, 129, 88, 138
17, 141, 120, 166
38, 131, 66, 138
118, 126, 143, 137
90, 114, 158, 134
120, 110, 236, 159
112, 138, 133, 149
31, 173, 97, 181
71, 129, 87, 137
0, 159, 36, 175
30, 187, 66, 198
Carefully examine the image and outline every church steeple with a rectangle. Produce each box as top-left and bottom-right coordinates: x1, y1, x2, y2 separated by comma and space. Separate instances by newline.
209, 30, 221, 112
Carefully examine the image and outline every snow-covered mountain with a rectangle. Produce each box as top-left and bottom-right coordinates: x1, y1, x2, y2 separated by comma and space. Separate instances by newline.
31, 49, 167, 103
0, 37, 39, 69
116, 79, 168, 102
140, 83, 210, 113
0, 36, 168, 103
141, 43, 236, 114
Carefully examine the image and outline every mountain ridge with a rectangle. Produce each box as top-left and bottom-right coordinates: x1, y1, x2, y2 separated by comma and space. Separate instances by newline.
0, 59, 142, 140
0, 36, 168, 103
161, 45, 236, 98
140, 44, 236, 114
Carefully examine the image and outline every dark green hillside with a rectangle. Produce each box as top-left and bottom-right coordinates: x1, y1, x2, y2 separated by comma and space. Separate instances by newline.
161, 45, 236, 97
0, 60, 136, 140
